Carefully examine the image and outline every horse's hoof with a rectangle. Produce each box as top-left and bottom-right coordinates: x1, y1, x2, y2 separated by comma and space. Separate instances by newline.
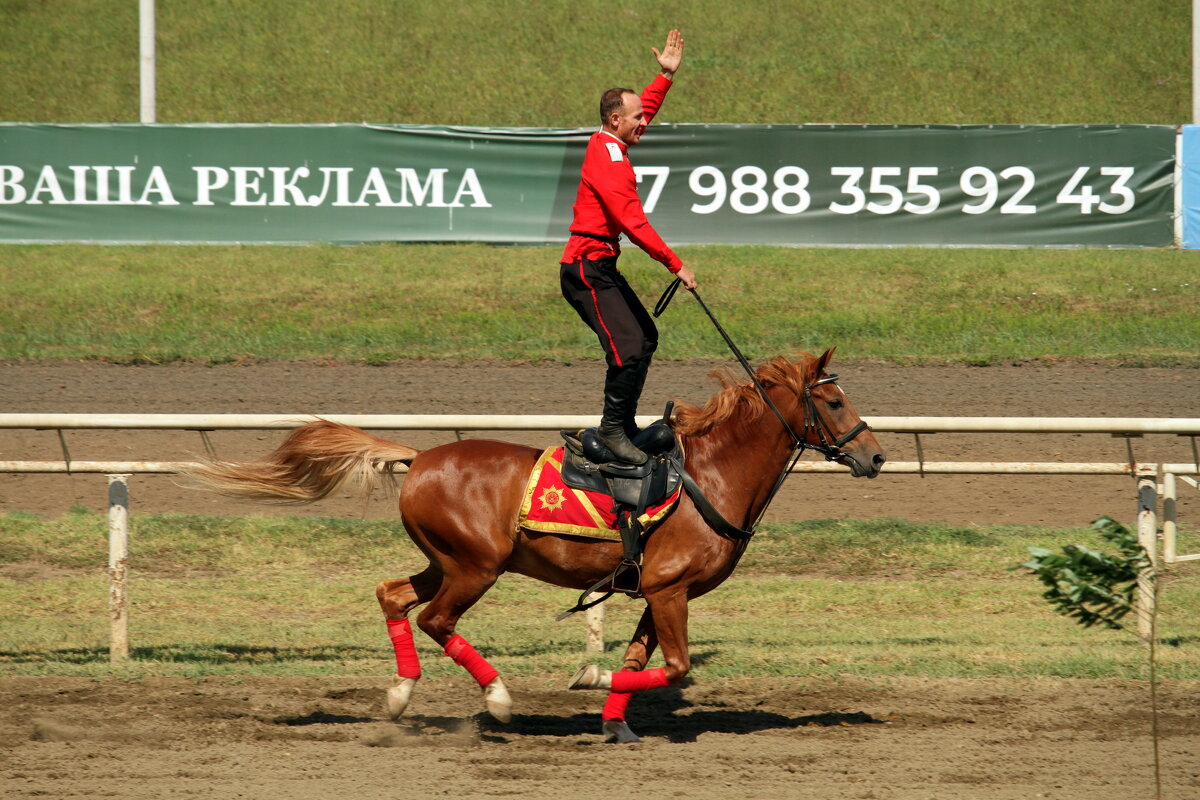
385, 675, 417, 720
567, 664, 612, 690
482, 677, 513, 723
602, 720, 640, 743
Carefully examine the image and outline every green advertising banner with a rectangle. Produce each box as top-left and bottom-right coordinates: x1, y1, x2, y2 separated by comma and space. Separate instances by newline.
0, 123, 1175, 246
632, 124, 1175, 248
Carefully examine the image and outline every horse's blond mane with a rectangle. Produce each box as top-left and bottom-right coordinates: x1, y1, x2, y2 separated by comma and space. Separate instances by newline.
672, 354, 816, 436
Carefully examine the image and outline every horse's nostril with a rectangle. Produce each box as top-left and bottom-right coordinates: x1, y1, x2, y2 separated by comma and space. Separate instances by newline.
873, 453, 886, 466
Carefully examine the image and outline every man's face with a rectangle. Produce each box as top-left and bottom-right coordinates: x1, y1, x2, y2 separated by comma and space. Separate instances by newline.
611, 92, 645, 146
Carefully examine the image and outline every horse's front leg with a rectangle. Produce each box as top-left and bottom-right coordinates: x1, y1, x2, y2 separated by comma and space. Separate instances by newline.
600, 606, 660, 743
569, 589, 688, 742
617, 605, 659, 672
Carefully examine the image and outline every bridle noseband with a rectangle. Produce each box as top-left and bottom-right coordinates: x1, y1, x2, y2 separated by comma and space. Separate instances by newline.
801, 374, 871, 463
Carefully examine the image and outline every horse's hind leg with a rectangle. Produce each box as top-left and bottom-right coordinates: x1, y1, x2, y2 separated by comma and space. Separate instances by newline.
416, 567, 513, 723
376, 564, 442, 719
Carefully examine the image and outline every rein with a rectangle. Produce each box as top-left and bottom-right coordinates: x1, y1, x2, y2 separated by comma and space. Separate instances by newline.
654, 279, 869, 539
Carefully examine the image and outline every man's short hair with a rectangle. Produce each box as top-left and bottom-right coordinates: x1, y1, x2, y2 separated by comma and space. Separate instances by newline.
600, 88, 636, 126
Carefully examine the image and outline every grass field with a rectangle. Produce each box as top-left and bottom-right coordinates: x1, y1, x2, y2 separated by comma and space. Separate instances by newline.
2, 511, 1196, 680
2, 243, 1196, 365
0, 1, 1187, 125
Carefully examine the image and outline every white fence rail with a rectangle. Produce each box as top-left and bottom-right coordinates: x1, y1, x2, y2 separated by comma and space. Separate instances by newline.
3, 413, 1198, 660
6, 412, 1199, 478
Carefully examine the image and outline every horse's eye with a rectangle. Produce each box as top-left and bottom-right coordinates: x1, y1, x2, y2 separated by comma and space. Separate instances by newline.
827, 398, 843, 410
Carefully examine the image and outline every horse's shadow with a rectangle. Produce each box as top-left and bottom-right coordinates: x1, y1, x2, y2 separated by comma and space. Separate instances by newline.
278, 699, 880, 744
481, 682, 882, 744
278, 650, 884, 743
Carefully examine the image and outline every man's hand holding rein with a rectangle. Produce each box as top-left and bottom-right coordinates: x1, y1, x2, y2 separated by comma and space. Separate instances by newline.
675, 265, 698, 290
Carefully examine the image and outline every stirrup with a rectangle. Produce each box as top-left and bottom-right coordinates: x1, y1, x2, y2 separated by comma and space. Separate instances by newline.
610, 560, 642, 596
555, 560, 639, 621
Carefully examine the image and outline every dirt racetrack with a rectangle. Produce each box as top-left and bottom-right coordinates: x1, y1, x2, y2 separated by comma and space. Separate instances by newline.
2, 674, 1198, 799
2, 360, 1199, 798
2, 359, 1198, 526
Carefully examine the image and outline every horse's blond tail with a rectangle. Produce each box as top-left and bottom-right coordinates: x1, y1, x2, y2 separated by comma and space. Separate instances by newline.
183, 419, 419, 504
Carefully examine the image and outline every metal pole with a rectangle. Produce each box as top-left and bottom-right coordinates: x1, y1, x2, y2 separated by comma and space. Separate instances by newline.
1135, 466, 1158, 644
107, 475, 131, 663
139, 0, 156, 123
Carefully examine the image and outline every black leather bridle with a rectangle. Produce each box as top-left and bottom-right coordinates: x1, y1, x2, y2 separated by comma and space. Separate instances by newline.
655, 280, 872, 539
801, 374, 871, 462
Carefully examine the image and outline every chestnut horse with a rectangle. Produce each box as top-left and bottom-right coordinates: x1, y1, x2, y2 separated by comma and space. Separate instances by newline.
188, 349, 885, 742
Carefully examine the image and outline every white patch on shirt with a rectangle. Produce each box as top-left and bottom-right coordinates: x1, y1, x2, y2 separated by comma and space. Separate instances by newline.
605, 142, 624, 162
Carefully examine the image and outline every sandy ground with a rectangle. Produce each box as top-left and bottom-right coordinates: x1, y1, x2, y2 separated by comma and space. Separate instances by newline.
2, 360, 1199, 798
1, 675, 1197, 799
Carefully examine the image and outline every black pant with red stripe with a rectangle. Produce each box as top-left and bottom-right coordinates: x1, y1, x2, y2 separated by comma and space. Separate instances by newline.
560, 256, 657, 367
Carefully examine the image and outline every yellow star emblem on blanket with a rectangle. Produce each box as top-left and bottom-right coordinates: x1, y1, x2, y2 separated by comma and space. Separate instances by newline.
538, 484, 567, 513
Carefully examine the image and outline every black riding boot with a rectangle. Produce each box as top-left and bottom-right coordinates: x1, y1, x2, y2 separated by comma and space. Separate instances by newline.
596, 363, 648, 465
622, 357, 651, 440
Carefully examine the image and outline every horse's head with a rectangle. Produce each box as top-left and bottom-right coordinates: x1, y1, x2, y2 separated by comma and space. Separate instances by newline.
798, 348, 886, 479
672, 349, 887, 479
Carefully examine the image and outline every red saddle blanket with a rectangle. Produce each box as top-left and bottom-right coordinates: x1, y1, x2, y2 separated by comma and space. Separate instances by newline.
517, 447, 682, 541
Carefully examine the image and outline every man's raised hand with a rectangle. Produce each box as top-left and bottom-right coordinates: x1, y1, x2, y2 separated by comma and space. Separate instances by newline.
653, 29, 684, 77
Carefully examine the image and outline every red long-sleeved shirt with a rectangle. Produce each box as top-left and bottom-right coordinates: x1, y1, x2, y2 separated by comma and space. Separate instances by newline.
560, 74, 682, 273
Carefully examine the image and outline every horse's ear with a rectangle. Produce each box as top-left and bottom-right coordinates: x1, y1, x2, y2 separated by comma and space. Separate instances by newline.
816, 347, 836, 375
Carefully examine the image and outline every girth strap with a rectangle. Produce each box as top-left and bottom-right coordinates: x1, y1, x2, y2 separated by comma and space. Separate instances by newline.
555, 453, 661, 621
668, 455, 754, 540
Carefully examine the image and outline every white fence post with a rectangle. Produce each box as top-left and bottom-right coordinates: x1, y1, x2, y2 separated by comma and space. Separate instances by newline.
107, 475, 131, 663
585, 596, 605, 653
1162, 472, 1178, 564
139, 0, 156, 123
1135, 465, 1159, 644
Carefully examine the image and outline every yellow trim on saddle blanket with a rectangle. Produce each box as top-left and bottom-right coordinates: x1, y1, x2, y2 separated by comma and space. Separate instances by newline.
517, 446, 682, 541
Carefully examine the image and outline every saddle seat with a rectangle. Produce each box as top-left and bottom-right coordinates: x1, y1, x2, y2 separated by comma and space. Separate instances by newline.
560, 404, 682, 510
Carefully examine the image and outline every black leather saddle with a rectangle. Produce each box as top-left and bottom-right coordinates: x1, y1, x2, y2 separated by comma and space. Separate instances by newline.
555, 403, 688, 615
559, 403, 682, 511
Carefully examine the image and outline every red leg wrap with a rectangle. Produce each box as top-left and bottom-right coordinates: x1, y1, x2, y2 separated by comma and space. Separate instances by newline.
601, 688, 634, 721
443, 634, 499, 687
609, 667, 669, 693
386, 618, 422, 679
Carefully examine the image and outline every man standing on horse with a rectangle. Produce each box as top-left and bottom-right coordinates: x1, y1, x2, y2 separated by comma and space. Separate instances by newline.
560, 29, 698, 465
